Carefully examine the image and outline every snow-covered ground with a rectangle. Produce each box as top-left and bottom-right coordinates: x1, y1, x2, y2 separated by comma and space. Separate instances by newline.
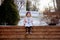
18, 11, 48, 26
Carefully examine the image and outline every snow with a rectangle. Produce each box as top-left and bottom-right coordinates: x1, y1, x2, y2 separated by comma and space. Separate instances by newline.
18, 11, 48, 26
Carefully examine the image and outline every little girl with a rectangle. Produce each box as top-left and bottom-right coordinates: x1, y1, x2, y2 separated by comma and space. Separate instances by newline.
24, 11, 33, 34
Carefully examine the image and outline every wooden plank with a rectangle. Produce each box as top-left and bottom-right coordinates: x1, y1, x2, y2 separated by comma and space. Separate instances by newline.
26, 34, 60, 39
0, 31, 60, 35
0, 35, 25, 38
0, 38, 60, 40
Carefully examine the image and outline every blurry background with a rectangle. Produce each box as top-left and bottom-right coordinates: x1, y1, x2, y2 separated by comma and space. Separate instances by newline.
0, 0, 60, 26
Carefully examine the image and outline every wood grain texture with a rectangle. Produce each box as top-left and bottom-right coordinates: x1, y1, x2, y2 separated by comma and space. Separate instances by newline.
0, 26, 60, 40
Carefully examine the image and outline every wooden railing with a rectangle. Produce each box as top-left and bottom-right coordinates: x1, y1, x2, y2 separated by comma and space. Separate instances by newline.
0, 26, 60, 40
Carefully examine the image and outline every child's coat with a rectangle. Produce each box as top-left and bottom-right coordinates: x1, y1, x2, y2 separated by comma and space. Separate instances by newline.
24, 17, 33, 27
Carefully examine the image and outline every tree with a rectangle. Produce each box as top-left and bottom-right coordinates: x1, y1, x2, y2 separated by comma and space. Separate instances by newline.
0, 0, 20, 25
32, 5, 37, 11
26, 0, 31, 11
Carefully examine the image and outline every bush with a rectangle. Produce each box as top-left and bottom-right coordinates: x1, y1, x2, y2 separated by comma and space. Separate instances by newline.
0, 0, 20, 25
